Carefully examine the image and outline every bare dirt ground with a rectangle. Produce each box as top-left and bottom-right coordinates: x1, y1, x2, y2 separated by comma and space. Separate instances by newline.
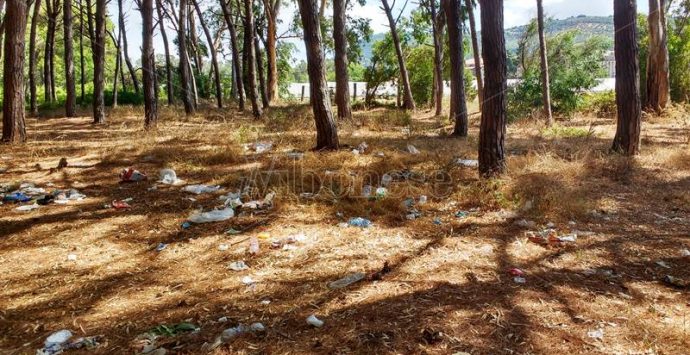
1, 105, 689, 354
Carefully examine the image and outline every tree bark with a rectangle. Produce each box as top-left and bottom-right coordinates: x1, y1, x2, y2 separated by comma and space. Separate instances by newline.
262, 0, 280, 102
178, 0, 196, 115
333, 0, 351, 119
255, 28, 270, 109
142, 0, 158, 128
612, 0, 642, 155
465, 0, 483, 111
645, 0, 670, 113
478, 0, 506, 177
118, 0, 140, 94
537, 0, 553, 125
92, 0, 106, 124
244, 0, 263, 118
2, 0, 28, 143
29, 0, 42, 117
445, 0, 469, 136
79, 0, 86, 104
156, 0, 174, 105
381, 0, 415, 110
192, 0, 223, 108
64, 0, 77, 117
111, 29, 121, 108
44, 0, 58, 104
430, 0, 444, 116
297, 0, 339, 150
220, 0, 245, 110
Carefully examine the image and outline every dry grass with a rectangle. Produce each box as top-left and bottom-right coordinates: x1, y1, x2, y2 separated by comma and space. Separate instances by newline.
0, 103, 689, 354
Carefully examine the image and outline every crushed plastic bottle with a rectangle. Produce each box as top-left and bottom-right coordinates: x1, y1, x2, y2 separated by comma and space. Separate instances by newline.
188, 207, 235, 224
348, 217, 372, 228
306, 315, 324, 328
158, 169, 185, 185
228, 261, 249, 271
457, 159, 479, 168
183, 184, 222, 195
381, 174, 393, 187
407, 145, 421, 154
328, 272, 366, 289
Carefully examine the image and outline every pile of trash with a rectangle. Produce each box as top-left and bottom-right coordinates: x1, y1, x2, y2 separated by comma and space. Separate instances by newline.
2, 182, 87, 211
525, 228, 577, 247
184, 191, 276, 225
244, 142, 273, 154
37, 329, 102, 354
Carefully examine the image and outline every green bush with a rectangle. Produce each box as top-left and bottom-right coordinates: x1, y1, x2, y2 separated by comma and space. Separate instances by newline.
582, 91, 616, 117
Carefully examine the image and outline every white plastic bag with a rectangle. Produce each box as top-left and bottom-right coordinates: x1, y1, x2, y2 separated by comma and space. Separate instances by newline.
188, 207, 234, 223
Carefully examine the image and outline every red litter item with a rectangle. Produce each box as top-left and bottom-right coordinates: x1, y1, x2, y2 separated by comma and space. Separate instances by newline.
508, 268, 525, 276
119, 168, 148, 183
112, 200, 131, 209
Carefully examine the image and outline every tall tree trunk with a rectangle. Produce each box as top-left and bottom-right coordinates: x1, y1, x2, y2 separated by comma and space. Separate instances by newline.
178, 0, 195, 115
92, 0, 106, 124
189, 11, 204, 76
192, 0, 223, 108
263, 0, 279, 102
612, 0, 642, 155
445, 0, 469, 136
244, 0, 262, 118
2, 0, 28, 143
645, 0, 670, 113
297, 0, 339, 150
465, 0, 483, 111
156, 0, 174, 106
79, 0, 86, 104
220, 0, 245, 110
29, 0, 42, 117
64, 0, 77, 117
142, 0, 158, 128
536, 0, 553, 125
478, 0, 506, 177
44, 0, 57, 104
111, 28, 121, 107
381, 0, 415, 110
255, 29, 269, 109
118, 0, 140, 94
0, 0, 6, 62
431, 0, 444, 116
333, 0, 351, 119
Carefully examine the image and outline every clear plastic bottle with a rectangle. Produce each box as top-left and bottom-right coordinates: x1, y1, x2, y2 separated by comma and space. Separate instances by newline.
249, 237, 260, 255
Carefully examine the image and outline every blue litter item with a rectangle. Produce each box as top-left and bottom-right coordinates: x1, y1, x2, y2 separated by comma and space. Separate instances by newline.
433, 218, 442, 225
156, 243, 168, 252
455, 211, 469, 218
181, 221, 192, 229
348, 217, 372, 228
3, 192, 31, 203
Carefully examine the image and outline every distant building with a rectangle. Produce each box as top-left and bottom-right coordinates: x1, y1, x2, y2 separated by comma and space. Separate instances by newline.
603, 50, 615, 78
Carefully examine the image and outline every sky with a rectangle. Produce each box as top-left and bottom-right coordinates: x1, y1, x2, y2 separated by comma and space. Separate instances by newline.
116, 0, 650, 62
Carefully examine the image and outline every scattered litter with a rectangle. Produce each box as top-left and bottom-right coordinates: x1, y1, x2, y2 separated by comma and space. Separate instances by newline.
242, 192, 276, 210
662, 275, 688, 288
406, 210, 422, 220
15, 203, 40, 212
260, 299, 271, 305
147, 322, 199, 337
328, 272, 366, 289
39, 329, 75, 355
120, 168, 148, 182
433, 218, 442, 225
353, 142, 368, 155
112, 200, 131, 209
375, 187, 387, 198
655, 261, 671, 269
249, 322, 265, 332
381, 174, 393, 187
375, 152, 385, 157
188, 207, 235, 224
218, 316, 228, 323
680, 249, 690, 257
508, 268, 525, 276
228, 261, 249, 271
287, 151, 304, 160
455, 211, 469, 219
306, 315, 324, 328
53, 189, 86, 204
418, 195, 427, 205
219, 192, 242, 207
226, 228, 242, 235
587, 328, 604, 340
526, 229, 577, 247
362, 185, 372, 197
155, 243, 167, 252
241, 276, 256, 285
407, 145, 421, 154
218, 244, 229, 251
248, 237, 260, 255
181, 222, 192, 229
67, 254, 77, 261
3, 192, 31, 203
183, 184, 222, 195
348, 217, 372, 228
457, 159, 479, 168
158, 169, 185, 185
245, 142, 273, 154
513, 277, 527, 284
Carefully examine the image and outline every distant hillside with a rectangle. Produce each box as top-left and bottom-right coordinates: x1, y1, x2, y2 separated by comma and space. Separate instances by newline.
359, 15, 615, 63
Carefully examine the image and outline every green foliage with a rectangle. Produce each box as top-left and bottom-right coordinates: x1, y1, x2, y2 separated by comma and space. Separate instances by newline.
407, 46, 435, 105
540, 124, 592, 138
581, 91, 617, 117
668, 12, 690, 102
277, 42, 296, 98
364, 34, 400, 104
509, 30, 608, 121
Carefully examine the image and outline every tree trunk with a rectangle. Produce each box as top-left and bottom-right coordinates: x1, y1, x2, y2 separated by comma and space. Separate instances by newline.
612, 0, 642, 155
381, 0, 415, 110
244, 0, 262, 118
112, 29, 121, 108
254, 29, 269, 109
192, 0, 223, 108
118, 0, 140, 94
29, 0, 42, 117
156, 0, 174, 105
645, 0, 670, 113
189, 11, 204, 77
0, 0, 6, 62
297, 0, 339, 150
263, 0, 279, 102
220, 0, 245, 110
178, 0, 196, 115
64, 0, 77, 117
537, 0, 553, 125
44, 0, 57, 104
92, 0, 106, 124
2, 0, 28, 143
465, 0, 483, 111
431, 0, 444, 116
333, 0, 351, 119
79, 0, 86, 104
445, 0, 469, 136
142, 0, 158, 128
478, 0, 507, 177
